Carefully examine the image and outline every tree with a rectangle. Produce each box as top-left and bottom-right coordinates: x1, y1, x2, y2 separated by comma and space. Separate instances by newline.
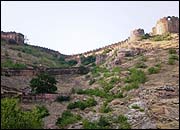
30, 73, 57, 94
1, 98, 42, 129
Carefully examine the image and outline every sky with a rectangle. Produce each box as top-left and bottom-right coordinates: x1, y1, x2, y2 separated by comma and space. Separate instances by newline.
1, 1, 179, 55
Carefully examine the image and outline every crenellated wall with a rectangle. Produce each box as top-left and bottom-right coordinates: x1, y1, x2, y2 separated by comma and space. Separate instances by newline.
1, 31, 24, 44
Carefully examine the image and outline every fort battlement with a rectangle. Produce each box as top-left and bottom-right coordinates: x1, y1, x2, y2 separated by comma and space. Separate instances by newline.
152, 16, 179, 35
1, 31, 24, 44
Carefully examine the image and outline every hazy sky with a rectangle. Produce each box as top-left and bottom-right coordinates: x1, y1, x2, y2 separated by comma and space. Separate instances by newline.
1, 1, 179, 55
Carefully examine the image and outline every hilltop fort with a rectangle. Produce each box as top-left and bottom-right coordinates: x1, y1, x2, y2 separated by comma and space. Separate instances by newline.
1, 16, 179, 58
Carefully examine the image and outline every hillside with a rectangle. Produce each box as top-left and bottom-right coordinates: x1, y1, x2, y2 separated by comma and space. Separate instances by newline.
1, 32, 179, 129
1, 39, 78, 68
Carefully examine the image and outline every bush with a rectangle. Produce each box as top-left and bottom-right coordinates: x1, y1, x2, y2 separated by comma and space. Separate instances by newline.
112, 67, 121, 73
148, 67, 160, 74
169, 49, 177, 54
124, 82, 139, 91
99, 102, 112, 113
151, 33, 172, 41
82, 116, 110, 129
168, 58, 175, 65
34, 105, 49, 118
81, 55, 96, 65
67, 60, 78, 66
1, 98, 42, 129
125, 68, 146, 84
1, 59, 27, 69
135, 62, 147, 68
131, 104, 140, 109
56, 110, 82, 128
118, 115, 131, 129
141, 33, 151, 40
169, 54, 179, 60
30, 73, 57, 94
168, 54, 179, 65
56, 96, 70, 102
67, 98, 97, 110
78, 66, 89, 74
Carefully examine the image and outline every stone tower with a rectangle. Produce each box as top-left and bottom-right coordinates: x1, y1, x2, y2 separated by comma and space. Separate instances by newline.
152, 16, 179, 35
130, 28, 145, 41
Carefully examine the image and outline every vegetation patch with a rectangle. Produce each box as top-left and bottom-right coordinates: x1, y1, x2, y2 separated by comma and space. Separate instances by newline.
168, 48, 177, 54
56, 95, 70, 102
123, 82, 139, 91
1, 98, 43, 129
56, 110, 82, 128
99, 102, 112, 113
30, 73, 57, 94
148, 66, 160, 74
1, 59, 27, 69
168, 54, 179, 65
67, 98, 97, 110
135, 61, 147, 68
124, 68, 146, 84
81, 55, 96, 65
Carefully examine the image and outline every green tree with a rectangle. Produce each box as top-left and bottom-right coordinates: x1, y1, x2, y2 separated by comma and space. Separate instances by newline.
1, 98, 42, 129
30, 73, 57, 94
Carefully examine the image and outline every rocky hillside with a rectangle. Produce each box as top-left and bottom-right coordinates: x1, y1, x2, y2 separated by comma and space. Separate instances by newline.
1, 32, 179, 129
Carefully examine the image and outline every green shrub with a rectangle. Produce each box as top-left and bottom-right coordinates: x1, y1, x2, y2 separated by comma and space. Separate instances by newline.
135, 62, 147, 68
56, 110, 82, 128
56, 96, 70, 102
30, 73, 57, 94
148, 67, 160, 74
141, 33, 151, 40
168, 58, 175, 65
1, 98, 42, 129
118, 115, 131, 129
139, 55, 147, 62
1, 59, 27, 69
109, 77, 120, 84
131, 104, 140, 109
112, 67, 121, 73
99, 102, 112, 113
67, 60, 78, 66
89, 78, 96, 85
82, 116, 110, 129
125, 68, 146, 84
169, 54, 179, 60
151, 33, 172, 41
34, 105, 49, 118
67, 98, 97, 110
169, 49, 177, 54
124, 82, 139, 91
81, 55, 96, 65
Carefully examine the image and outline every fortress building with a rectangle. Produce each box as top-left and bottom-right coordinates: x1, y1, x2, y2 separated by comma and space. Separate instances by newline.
1, 31, 24, 44
130, 28, 145, 41
152, 16, 179, 35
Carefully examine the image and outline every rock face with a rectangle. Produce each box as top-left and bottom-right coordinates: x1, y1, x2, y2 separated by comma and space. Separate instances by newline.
1, 31, 24, 44
130, 29, 144, 41
152, 16, 179, 35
